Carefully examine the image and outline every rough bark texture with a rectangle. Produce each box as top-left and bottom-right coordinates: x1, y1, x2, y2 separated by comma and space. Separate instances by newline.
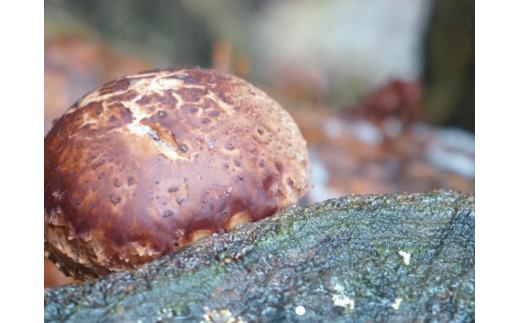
44, 190, 475, 323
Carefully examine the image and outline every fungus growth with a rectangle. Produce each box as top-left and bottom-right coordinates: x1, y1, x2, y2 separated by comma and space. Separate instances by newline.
44, 68, 311, 280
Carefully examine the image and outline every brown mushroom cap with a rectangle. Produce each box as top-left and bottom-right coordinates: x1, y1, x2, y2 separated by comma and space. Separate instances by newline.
44, 68, 310, 280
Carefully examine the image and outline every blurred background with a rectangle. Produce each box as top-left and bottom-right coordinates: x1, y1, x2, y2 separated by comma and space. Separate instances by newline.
44, 0, 475, 288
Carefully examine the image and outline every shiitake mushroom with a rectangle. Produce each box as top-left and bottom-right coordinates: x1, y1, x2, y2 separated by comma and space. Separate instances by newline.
44, 68, 310, 280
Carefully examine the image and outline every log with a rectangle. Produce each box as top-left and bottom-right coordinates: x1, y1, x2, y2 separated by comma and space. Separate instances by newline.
44, 190, 475, 323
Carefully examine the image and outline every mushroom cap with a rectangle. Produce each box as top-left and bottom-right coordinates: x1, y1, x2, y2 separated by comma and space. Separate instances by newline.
44, 68, 310, 280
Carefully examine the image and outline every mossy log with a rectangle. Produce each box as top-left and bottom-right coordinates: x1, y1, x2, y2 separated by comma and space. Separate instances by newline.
44, 190, 475, 323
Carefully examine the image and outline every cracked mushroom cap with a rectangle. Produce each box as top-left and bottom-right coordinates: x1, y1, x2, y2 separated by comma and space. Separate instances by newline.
44, 68, 311, 280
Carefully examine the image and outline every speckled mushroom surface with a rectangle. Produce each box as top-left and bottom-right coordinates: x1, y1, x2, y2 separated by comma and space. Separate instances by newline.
44, 68, 311, 280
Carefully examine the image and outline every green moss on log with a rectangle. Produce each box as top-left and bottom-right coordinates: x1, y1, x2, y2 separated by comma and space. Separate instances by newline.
45, 190, 475, 322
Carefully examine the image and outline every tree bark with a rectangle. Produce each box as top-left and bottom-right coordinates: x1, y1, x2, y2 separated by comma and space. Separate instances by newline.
45, 190, 475, 323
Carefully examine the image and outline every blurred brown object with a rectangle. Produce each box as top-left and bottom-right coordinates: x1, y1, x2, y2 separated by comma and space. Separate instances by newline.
44, 69, 68, 136
44, 258, 79, 288
212, 40, 251, 77
343, 79, 422, 130
278, 74, 323, 105
292, 86, 474, 206
44, 35, 152, 288
233, 53, 251, 77
212, 40, 232, 73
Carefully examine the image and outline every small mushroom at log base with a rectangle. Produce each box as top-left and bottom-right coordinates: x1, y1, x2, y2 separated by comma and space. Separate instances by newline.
44, 68, 311, 280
